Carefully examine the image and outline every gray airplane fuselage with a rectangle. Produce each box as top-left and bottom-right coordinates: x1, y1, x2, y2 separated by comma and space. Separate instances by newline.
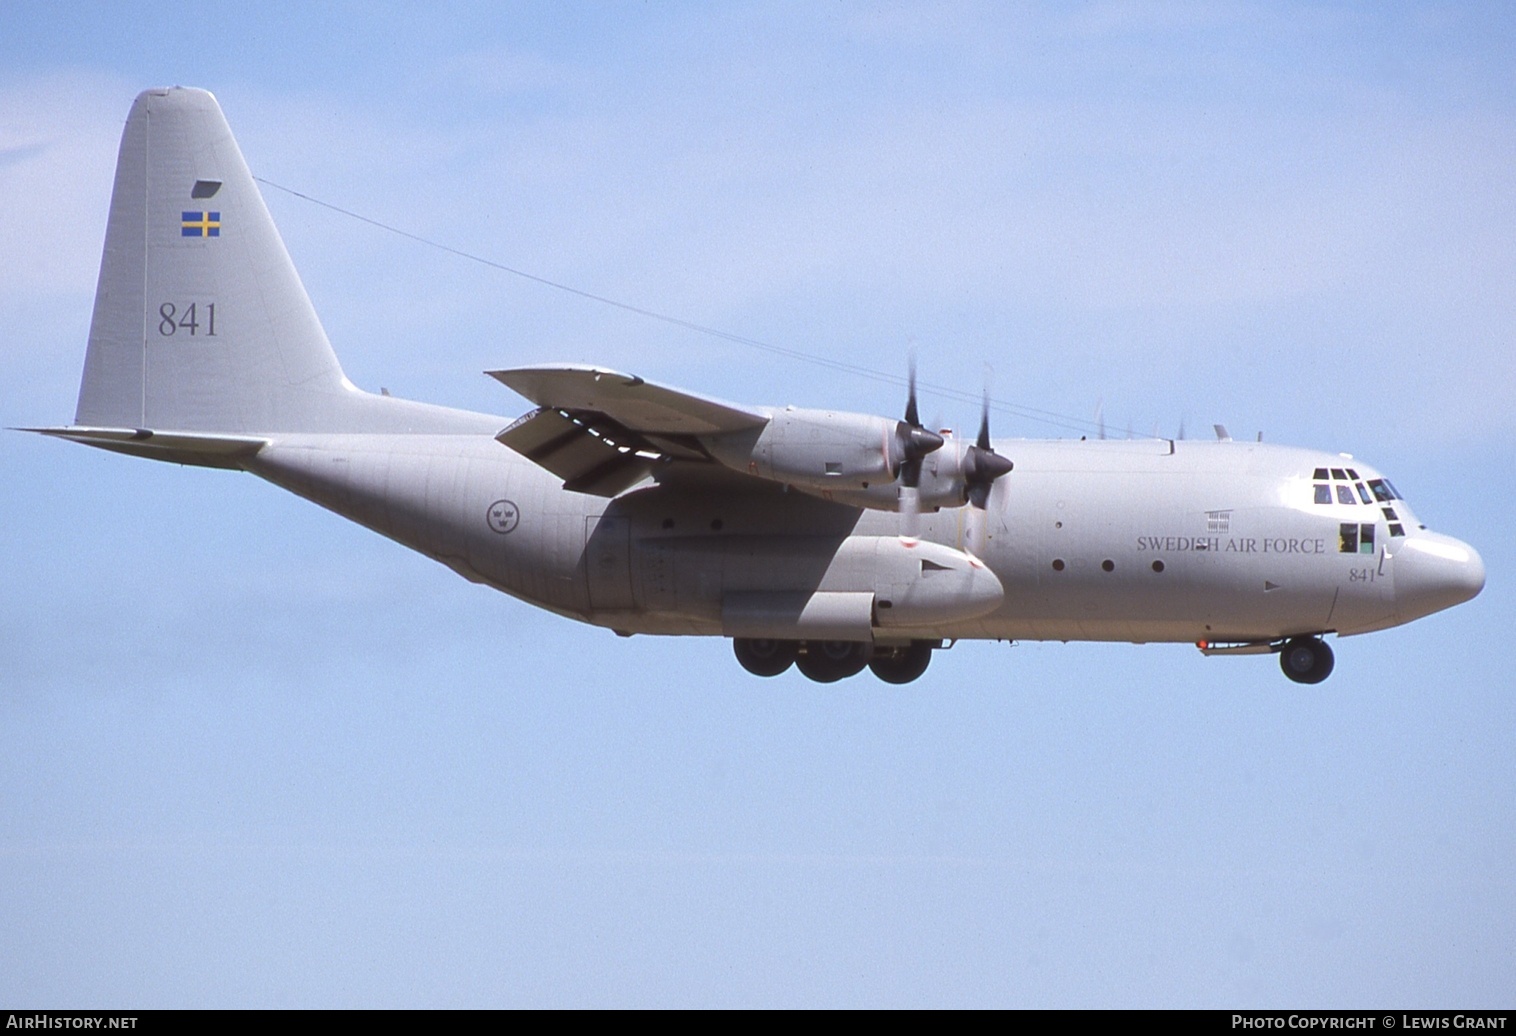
249, 425, 1477, 645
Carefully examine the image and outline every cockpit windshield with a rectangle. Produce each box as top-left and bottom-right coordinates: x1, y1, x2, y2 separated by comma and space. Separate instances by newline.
1311, 468, 1404, 508
1312, 469, 1412, 544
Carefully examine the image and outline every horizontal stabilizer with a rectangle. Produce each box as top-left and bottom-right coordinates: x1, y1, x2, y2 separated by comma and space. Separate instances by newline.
24, 426, 268, 469
489, 364, 768, 435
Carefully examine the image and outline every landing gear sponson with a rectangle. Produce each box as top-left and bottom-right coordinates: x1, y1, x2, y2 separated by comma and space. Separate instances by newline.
1199, 634, 1338, 684
733, 638, 939, 684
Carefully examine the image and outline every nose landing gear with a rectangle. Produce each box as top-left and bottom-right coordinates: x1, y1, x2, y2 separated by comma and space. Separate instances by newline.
1279, 636, 1335, 684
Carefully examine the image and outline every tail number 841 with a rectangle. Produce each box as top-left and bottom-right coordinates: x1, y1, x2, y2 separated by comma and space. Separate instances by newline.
158, 302, 217, 337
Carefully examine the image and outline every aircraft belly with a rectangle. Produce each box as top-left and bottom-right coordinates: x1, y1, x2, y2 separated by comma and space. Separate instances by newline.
250, 435, 597, 617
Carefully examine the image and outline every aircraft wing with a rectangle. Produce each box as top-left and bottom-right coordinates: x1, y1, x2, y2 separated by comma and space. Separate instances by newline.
489, 365, 770, 497
488, 365, 768, 435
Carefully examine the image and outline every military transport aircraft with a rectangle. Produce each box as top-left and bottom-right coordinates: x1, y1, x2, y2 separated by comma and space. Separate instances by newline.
29, 88, 1486, 685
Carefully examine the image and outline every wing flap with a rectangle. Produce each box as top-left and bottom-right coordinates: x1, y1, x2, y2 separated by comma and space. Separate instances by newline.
495, 408, 655, 497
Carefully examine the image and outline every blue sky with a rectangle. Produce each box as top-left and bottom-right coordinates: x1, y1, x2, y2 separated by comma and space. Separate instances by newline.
2, 1, 1513, 1007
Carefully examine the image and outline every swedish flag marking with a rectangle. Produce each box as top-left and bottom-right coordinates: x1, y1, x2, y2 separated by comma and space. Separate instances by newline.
181, 211, 221, 237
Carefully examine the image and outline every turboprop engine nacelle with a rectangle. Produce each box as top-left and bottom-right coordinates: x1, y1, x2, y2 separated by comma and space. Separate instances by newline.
701, 407, 942, 502
704, 413, 1013, 515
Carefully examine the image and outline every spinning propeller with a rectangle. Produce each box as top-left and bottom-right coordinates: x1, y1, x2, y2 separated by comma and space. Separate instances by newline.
890, 357, 944, 487
890, 363, 1014, 554
963, 391, 1013, 510
961, 389, 1013, 557
893, 358, 943, 538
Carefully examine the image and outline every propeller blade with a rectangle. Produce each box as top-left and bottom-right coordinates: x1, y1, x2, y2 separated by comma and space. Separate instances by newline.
965, 481, 990, 511
963, 389, 1012, 510
896, 423, 943, 481
965, 500, 991, 559
964, 463, 1010, 509
904, 353, 920, 429
894, 355, 939, 544
899, 484, 921, 541
893, 356, 943, 487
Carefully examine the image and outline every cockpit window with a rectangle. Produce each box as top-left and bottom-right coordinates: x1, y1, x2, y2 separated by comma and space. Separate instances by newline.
1340, 522, 1377, 554
1313, 471, 1407, 507
1339, 523, 1358, 553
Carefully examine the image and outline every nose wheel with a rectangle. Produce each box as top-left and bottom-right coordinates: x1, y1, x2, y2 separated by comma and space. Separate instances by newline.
1279, 636, 1335, 684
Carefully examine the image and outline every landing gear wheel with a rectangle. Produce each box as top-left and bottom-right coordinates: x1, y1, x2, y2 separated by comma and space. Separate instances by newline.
868, 641, 934, 684
1279, 636, 1335, 684
733, 638, 799, 677
796, 640, 872, 683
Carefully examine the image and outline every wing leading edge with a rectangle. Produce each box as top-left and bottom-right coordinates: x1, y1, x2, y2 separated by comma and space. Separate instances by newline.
488, 365, 768, 434
490, 365, 771, 496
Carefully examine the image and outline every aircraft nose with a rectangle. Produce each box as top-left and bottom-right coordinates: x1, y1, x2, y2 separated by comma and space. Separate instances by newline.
1396, 532, 1485, 622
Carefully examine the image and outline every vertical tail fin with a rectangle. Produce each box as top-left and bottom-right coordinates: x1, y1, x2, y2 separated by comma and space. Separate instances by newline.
76, 87, 352, 433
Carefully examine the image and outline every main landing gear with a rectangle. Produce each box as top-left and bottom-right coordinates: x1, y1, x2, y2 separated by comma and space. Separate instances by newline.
731, 638, 799, 677
732, 638, 937, 684
1278, 636, 1335, 684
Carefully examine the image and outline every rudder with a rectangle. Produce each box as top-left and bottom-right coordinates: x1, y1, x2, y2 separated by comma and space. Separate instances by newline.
76, 87, 352, 434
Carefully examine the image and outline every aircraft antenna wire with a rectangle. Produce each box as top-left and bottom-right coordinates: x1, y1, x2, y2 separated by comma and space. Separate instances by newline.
256, 176, 1109, 437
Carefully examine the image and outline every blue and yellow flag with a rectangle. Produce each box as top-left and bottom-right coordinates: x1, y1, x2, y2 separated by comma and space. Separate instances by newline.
181, 211, 221, 237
